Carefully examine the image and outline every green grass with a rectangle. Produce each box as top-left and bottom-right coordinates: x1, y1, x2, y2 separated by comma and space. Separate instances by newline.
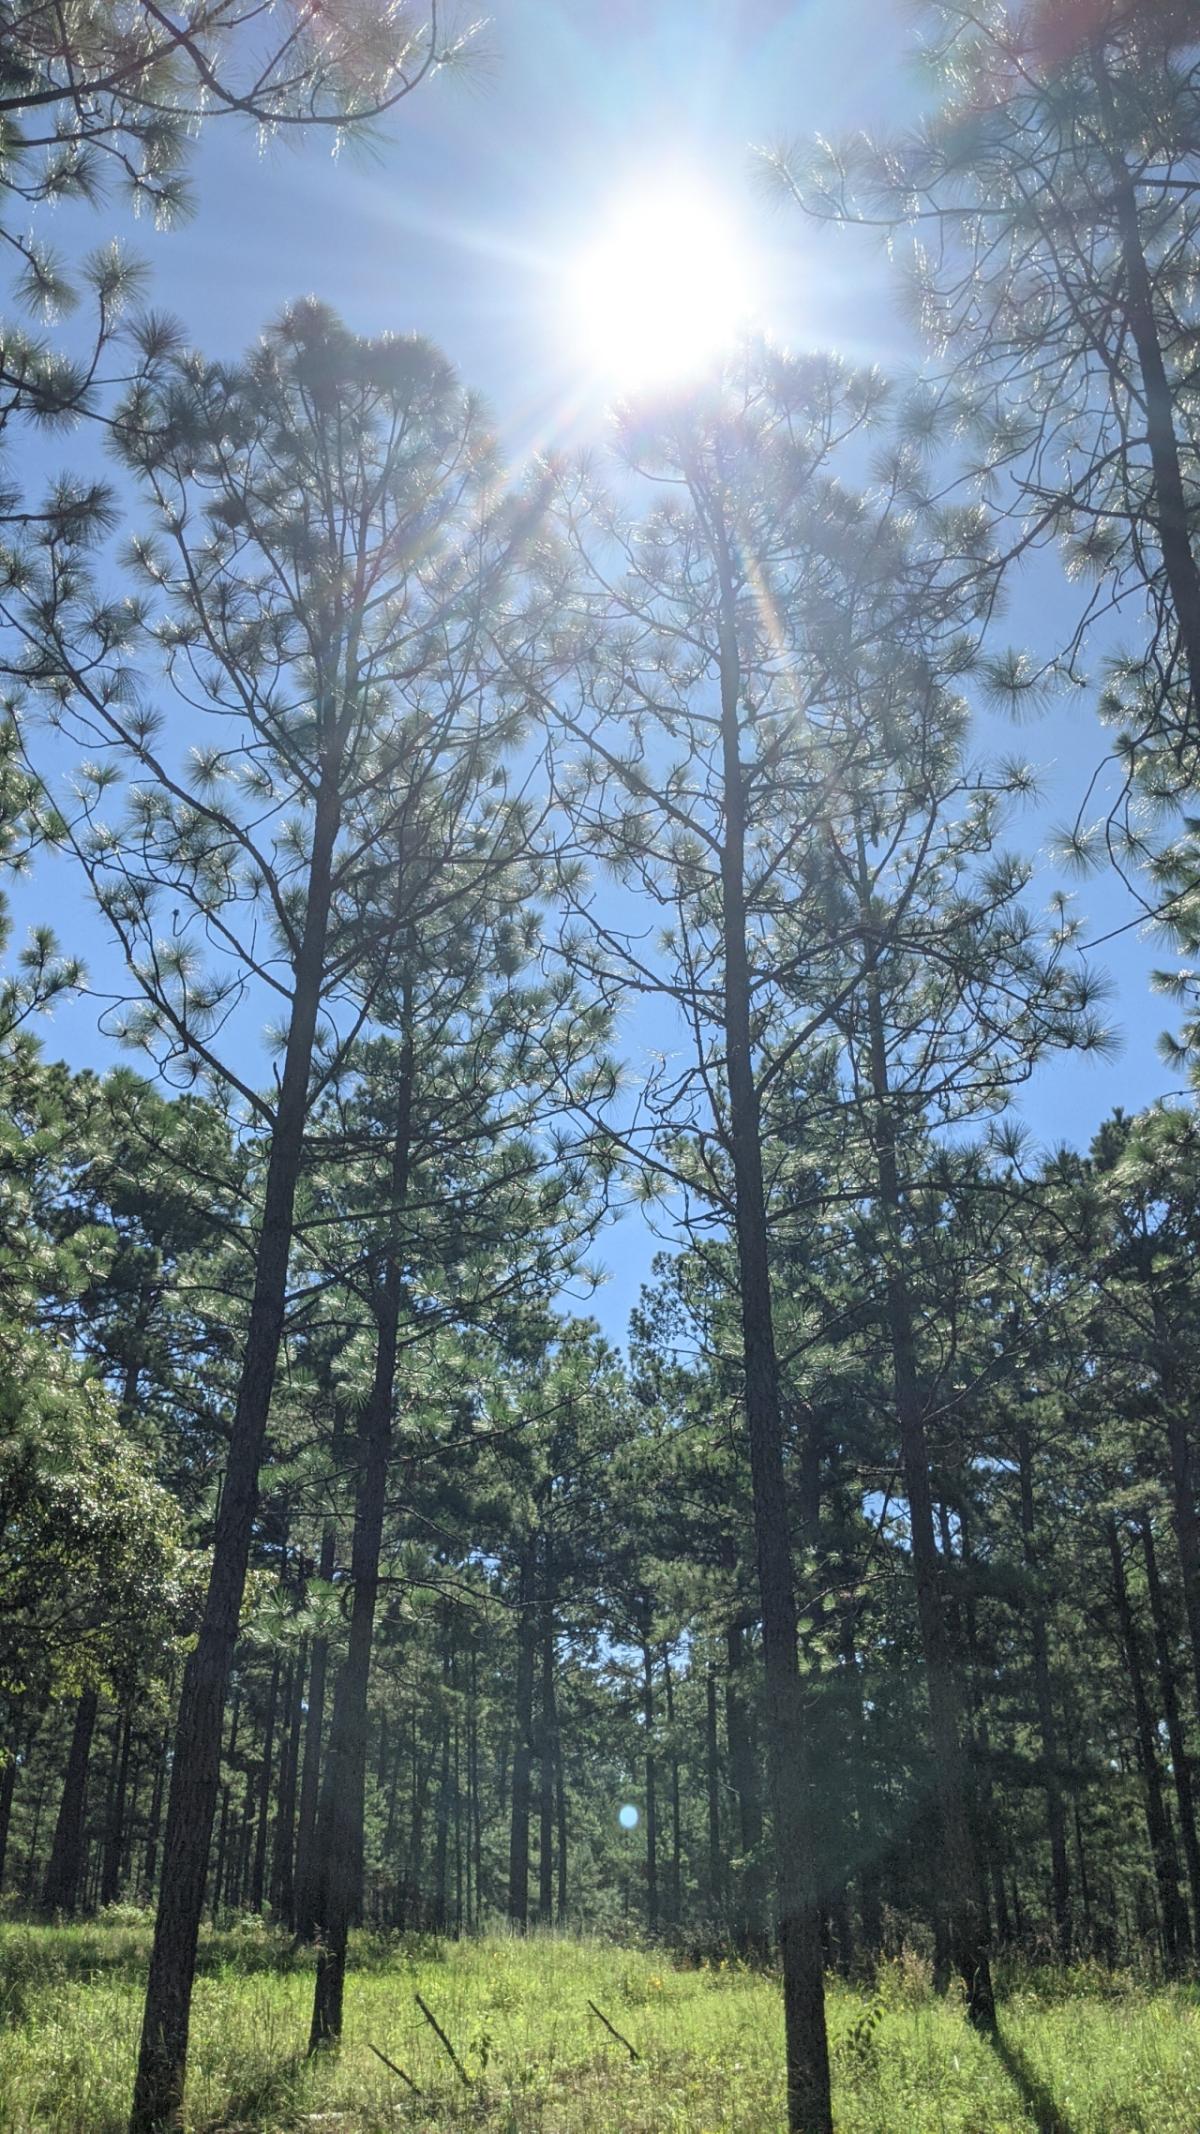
1, 1920, 1200, 2131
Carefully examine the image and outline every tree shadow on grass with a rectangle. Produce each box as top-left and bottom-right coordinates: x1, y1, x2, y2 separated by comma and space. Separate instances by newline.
195, 2049, 307, 2132
989, 2027, 1079, 2134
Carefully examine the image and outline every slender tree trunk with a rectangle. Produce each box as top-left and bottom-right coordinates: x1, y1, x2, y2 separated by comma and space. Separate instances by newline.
250, 1656, 280, 1914
0, 1749, 16, 1898
308, 1010, 415, 2050
958, 1515, 1009, 1950
507, 1542, 538, 1931
1140, 1514, 1200, 1950
844, 1621, 883, 1962
141, 1727, 169, 1901
211, 1788, 230, 1927
662, 1644, 682, 1932
555, 1725, 568, 1927
641, 1621, 659, 1937
1108, 1518, 1189, 1971
538, 1604, 557, 1926
469, 1657, 484, 1928
271, 1644, 304, 1922
1091, 44, 1200, 729
453, 1719, 464, 1936
131, 763, 342, 2134
725, 1621, 767, 1952
101, 1706, 134, 1909
1163, 1400, 1200, 1727
1074, 1802, 1095, 1955
705, 1666, 722, 1926
856, 833, 995, 2032
43, 1687, 99, 1917
710, 516, 831, 2132
1016, 1426, 1071, 1956
236, 1773, 255, 1912
432, 1704, 452, 1934
23, 1774, 46, 1902
294, 1527, 335, 1937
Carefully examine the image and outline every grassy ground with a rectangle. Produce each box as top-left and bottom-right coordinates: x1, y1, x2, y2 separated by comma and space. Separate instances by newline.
1, 1920, 1199, 2132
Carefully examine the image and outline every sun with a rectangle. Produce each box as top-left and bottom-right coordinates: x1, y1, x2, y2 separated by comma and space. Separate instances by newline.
567, 174, 758, 393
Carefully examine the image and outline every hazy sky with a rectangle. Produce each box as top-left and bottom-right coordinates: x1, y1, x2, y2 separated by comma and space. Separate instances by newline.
12, 0, 1186, 1336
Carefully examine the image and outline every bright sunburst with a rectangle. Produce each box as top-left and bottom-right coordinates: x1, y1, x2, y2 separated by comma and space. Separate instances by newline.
567, 174, 758, 393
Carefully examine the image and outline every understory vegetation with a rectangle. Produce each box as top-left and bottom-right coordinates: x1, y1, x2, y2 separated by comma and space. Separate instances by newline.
3, 1924, 1199, 2134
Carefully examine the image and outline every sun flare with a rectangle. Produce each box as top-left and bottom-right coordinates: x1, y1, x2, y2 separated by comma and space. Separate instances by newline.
568, 175, 757, 393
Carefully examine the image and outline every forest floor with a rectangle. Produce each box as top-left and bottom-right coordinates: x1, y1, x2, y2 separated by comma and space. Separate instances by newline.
0, 1920, 1198, 2132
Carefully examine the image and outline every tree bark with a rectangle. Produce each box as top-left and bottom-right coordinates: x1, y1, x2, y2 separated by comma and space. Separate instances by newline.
507, 1542, 538, 1931
294, 1527, 335, 1937
1140, 1514, 1200, 1950
1016, 1425, 1071, 1955
43, 1687, 99, 1917
1108, 1517, 1190, 1971
538, 1603, 557, 1926
641, 1621, 659, 1937
101, 1706, 134, 1909
0, 1748, 16, 1899
725, 1622, 767, 1952
250, 1656, 280, 1915
140, 1726, 169, 1902
555, 1723, 568, 1926
271, 1644, 304, 1922
662, 1644, 682, 1932
131, 760, 343, 2133
856, 830, 995, 2032
308, 1011, 414, 2049
431, 1700, 452, 1935
1091, 43, 1200, 729
1164, 1400, 1200, 1727
709, 509, 831, 2132
705, 1666, 722, 1926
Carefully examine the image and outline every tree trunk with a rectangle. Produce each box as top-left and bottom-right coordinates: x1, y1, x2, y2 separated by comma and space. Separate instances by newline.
1016, 1426, 1071, 1955
555, 1724, 568, 1926
957, 1511, 1010, 1949
294, 1527, 335, 1937
43, 1687, 99, 1917
131, 762, 342, 2134
308, 1011, 415, 2050
705, 1666, 722, 1926
1108, 1517, 1190, 1971
507, 1542, 538, 1931
271, 1644, 304, 1922
662, 1645, 682, 1932
1091, 44, 1200, 730
0, 1749, 16, 1899
725, 1621, 767, 1951
641, 1623, 659, 1937
538, 1605, 557, 1926
431, 1702, 452, 1935
1164, 1401, 1200, 1727
1140, 1514, 1200, 1950
101, 1706, 134, 1909
856, 830, 995, 2032
469, 1658, 484, 1928
710, 516, 831, 2132
250, 1656, 280, 1915
141, 1727, 169, 1901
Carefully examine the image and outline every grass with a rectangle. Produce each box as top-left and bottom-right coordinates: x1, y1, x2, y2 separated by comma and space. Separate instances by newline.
1, 1920, 1200, 2131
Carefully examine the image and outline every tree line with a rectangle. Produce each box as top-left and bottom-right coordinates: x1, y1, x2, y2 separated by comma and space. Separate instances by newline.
2, 5, 1200, 2134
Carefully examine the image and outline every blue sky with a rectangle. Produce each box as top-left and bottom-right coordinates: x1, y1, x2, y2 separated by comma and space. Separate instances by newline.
10, 0, 1187, 1338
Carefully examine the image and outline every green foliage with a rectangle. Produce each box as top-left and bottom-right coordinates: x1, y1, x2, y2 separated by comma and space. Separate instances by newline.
0, 1329, 186, 1702
0, 1925, 1199, 2131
